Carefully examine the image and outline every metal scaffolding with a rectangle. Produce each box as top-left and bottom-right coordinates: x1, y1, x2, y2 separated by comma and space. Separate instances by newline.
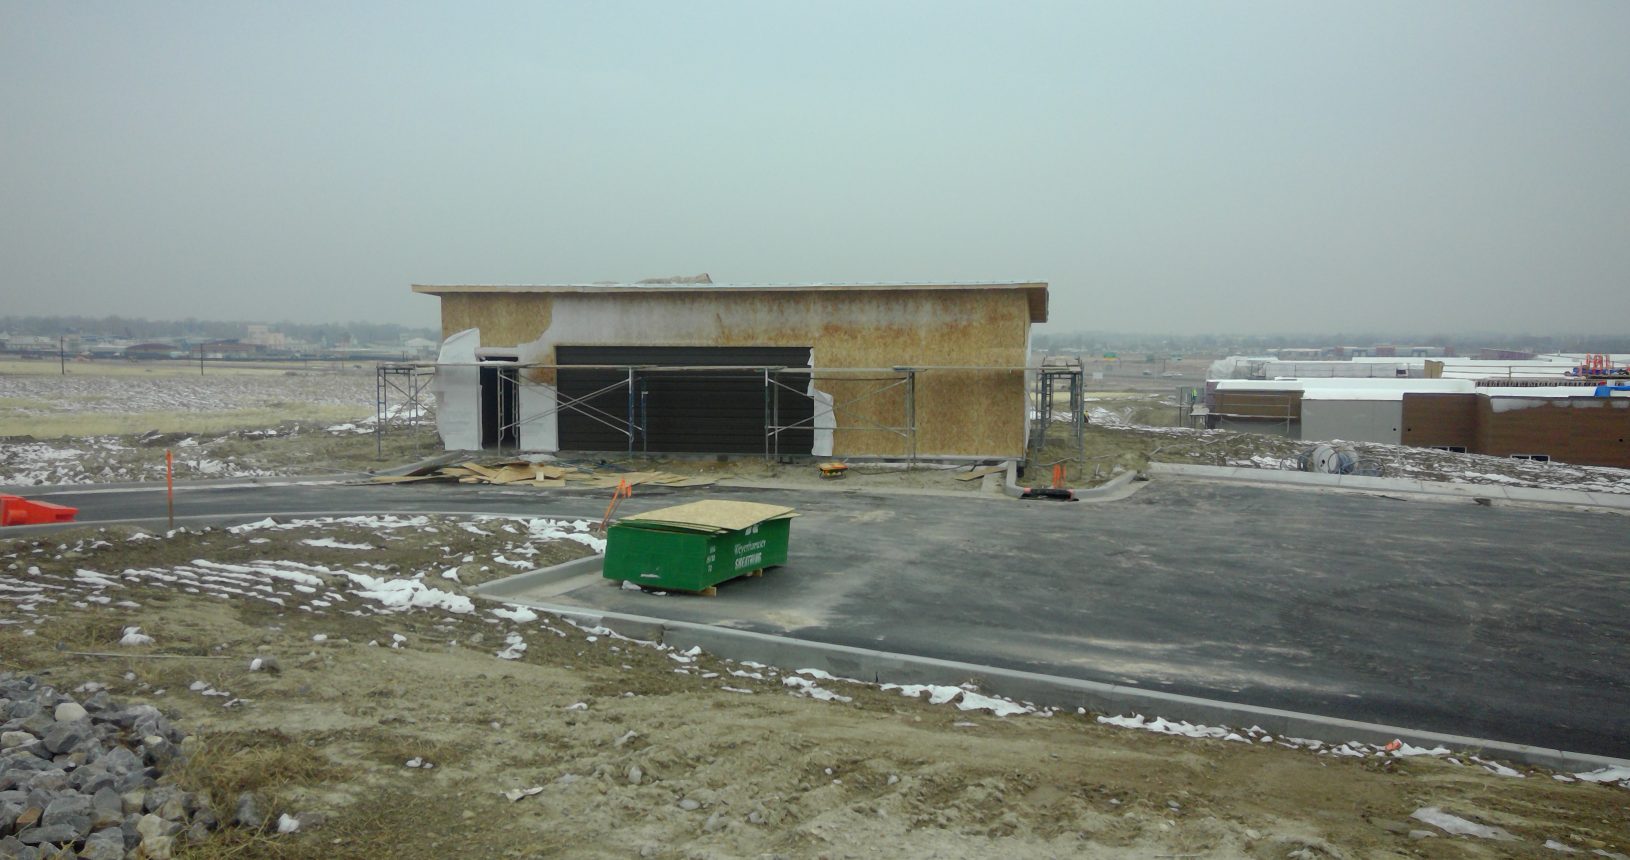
374, 361, 1034, 462
762, 366, 919, 463
374, 362, 436, 459
1027, 357, 1085, 464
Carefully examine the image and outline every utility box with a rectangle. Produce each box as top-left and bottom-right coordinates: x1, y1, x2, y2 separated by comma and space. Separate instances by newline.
604, 500, 796, 594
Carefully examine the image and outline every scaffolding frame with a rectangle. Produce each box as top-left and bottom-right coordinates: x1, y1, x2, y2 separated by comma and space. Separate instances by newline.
374, 363, 436, 459
374, 361, 1035, 462
1027, 357, 1085, 464
762, 366, 919, 463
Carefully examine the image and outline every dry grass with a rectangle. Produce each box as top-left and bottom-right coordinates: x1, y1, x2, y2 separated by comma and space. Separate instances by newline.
21, 609, 138, 653
0, 405, 365, 438
356, 733, 468, 770
0, 359, 367, 379
174, 729, 339, 812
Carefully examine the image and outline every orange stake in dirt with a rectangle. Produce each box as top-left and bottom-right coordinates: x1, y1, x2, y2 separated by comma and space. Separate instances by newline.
1051, 463, 1065, 489
166, 449, 174, 530
598, 478, 632, 532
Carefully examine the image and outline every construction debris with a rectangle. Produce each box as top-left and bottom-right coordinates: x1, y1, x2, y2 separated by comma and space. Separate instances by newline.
372, 459, 716, 490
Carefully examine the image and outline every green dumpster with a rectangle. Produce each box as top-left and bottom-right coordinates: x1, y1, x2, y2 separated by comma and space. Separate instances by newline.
604, 500, 796, 594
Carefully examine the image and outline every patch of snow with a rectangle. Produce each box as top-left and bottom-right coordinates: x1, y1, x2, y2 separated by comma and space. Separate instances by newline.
1573, 765, 1630, 787
956, 690, 1033, 717
301, 538, 374, 550
343, 573, 474, 614
1410, 807, 1515, 840
490, 605, 538, 623
782, 675, 852, 703
496, 632, 526, 660
883, 683, 965, 706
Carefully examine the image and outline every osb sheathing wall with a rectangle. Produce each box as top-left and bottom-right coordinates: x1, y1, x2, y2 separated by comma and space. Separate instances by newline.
1474, 397, 1630, 468
436, 289, 1032, 457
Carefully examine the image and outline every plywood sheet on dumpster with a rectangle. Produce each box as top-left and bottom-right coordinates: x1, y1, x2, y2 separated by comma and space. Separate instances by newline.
622, 500, 796, 532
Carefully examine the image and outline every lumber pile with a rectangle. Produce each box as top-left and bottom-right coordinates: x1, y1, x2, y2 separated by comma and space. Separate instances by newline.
371, 459, 715, 489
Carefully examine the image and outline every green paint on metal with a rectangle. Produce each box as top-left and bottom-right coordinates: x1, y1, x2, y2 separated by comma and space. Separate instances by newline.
604, 516, 792, 593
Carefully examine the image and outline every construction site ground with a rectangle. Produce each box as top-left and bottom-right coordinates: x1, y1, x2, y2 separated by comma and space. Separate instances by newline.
5, 367, 1630, 857
3, 513, 1628, 859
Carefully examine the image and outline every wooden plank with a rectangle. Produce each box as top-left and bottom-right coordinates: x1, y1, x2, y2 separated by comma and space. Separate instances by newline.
573, 477, 625, 489
463, 463, 504, 480
657, 477, 716, 488
956, 466, 1006, 482
491, 465, 535, 484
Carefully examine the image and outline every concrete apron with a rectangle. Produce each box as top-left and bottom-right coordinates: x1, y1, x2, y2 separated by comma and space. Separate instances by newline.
475, 556, 1629, 776
1145, 461, 1630, 514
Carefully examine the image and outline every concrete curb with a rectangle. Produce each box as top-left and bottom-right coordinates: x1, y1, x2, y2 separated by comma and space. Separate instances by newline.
472, 562, 1628, 775
1002, 461, 1140, 501
1146, 462, 1630, 513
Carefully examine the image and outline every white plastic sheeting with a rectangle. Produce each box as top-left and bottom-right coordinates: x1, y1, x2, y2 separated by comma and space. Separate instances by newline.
515, 333, 558, 452
807, 349, 834, 457
433, 329, 481, 451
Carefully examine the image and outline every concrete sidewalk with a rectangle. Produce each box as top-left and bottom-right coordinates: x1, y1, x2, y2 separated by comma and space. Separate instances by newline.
1146, 461, 1630, 513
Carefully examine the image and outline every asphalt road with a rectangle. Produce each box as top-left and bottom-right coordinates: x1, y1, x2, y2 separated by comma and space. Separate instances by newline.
21, 477, 1630, 758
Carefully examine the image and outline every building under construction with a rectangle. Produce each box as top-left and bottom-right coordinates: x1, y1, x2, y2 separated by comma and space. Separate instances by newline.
408, 281, 1054, 460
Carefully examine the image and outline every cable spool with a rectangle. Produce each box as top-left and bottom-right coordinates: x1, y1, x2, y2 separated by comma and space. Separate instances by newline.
1299, 444, 1364, 475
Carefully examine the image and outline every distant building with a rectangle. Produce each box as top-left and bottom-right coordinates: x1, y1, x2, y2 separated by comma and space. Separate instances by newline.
402, 337, 439, 359
124, 342, 187, 360
245, 325, 288, 348
1202, 377, 1630, 468
4, 335, 59, 357
1479, 348, 1538, 361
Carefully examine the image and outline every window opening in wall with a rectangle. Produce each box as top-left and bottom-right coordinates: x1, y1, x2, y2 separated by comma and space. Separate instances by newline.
1510, 453, 1550, 463
1428, 445, 1467, 454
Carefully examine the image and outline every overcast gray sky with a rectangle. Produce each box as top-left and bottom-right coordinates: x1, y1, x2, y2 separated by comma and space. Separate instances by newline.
3, 2, 1627, 334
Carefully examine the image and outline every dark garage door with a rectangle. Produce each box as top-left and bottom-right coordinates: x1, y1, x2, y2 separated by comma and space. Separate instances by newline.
556, 346, 816, 454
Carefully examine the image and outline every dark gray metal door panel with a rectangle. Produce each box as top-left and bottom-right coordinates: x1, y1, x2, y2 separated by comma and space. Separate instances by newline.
556, 346, 815, 454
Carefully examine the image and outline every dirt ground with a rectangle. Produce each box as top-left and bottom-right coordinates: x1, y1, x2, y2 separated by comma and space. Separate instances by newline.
2, 522, 1626, 859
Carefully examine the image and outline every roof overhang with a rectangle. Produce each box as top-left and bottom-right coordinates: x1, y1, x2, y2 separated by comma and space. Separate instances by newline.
412, 281, 1049, 323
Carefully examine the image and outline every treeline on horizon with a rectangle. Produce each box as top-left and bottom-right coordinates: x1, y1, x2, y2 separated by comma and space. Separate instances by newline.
0, 315, 440, 345
1034, 331, 1630, 355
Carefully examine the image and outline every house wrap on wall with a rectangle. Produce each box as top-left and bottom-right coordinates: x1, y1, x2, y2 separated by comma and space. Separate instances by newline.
411, 281, 1048, 458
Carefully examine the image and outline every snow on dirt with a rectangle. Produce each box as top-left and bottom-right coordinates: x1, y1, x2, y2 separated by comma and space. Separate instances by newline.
0, 435, 283, 486
3, 517, 1627, 857
0, 370, 371, 417
0, 369, 434, 486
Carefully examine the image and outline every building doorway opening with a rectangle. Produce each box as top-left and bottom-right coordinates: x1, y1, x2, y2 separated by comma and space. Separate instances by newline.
479, 359, 520, 450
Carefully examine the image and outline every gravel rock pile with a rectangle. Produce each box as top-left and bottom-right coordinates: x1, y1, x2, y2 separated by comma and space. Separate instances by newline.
0, 673, 247, 859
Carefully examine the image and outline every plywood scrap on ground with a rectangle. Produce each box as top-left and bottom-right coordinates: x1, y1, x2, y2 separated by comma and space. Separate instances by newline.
956, 465, 1006, 482
376, 458, 715, 490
